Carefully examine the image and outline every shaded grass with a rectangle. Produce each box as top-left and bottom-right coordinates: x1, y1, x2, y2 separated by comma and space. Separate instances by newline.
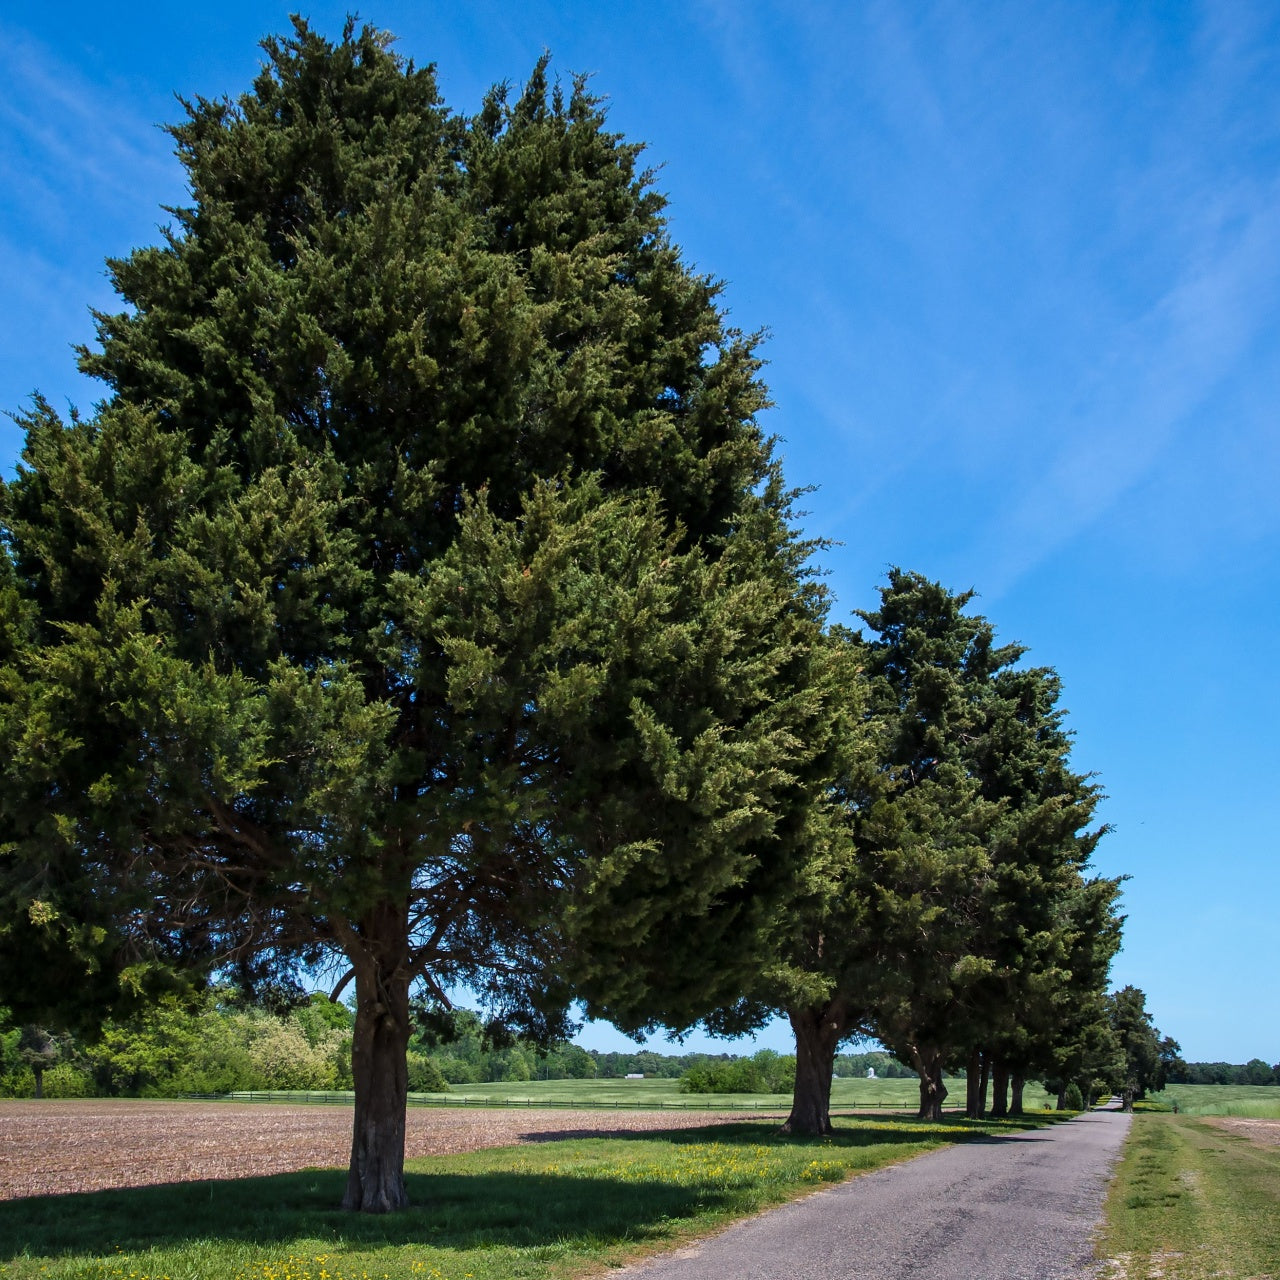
0, 1114, 1059, 1280
1097, 1112, 1280, 1279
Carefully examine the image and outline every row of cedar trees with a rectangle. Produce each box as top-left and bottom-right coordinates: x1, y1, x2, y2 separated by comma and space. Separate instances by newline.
0, 20, 1124, 1212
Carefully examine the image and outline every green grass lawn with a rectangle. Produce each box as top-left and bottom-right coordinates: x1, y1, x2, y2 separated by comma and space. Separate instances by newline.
229, 1074, 1057, 1113
1146, 1083, 1280, 1118
1097, 1111, 1280, 1279
0, 1113, 1065, 1280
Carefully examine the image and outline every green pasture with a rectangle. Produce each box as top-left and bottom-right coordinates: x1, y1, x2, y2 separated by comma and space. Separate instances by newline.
0, 1113, 1066, 1280
1147, 1083, 1280, 1118
1098, 1109, 1280, 1279
221, 1073, 1057, 1113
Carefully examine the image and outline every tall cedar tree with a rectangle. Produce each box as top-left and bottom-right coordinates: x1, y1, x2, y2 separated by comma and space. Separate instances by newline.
955, 662, 1120, 1117
751, 574, 1012, 1128
1109, 985, 1165, 1108
859, 572, 1116, 1120
0, 21, 828, 1211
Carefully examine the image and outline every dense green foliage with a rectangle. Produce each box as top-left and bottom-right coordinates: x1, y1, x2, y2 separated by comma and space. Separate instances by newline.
1109, 985, 1170, 1105
855, 573, 1122, 1120
0, 996, 828, 1098
834, 1050, 915, 1079
680, 1048, 795, 1094
698, 570, 1124, 1132
0, 18, 828, 1211
0, 993, 356, 1097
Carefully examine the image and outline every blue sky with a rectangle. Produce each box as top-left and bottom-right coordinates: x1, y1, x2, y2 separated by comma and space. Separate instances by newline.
2, 2, 1277, 1066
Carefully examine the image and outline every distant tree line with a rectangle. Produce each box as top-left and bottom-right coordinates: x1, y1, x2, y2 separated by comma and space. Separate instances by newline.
680, 1049, 796, 1094
1, 993, 813, 1097
835, 1051, 916, 1079
0, 992, 353, 1098
1163, 1058, 1280, 1086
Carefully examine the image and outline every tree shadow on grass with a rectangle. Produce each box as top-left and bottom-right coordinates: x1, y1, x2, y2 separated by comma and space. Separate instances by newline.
0, 1115, 1064, 1263
0, 1168, 727, 1261
518, 1113, 1056, 1148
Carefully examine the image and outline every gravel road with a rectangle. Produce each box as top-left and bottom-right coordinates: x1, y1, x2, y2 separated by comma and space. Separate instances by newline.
617, 1108, 1132, 1280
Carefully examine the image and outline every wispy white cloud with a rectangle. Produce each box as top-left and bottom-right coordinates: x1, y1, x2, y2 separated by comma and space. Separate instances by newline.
720, 1, 1280, 592
971, 107, 1280, 588
0, 25, 187, 419
0, 26, 181, 222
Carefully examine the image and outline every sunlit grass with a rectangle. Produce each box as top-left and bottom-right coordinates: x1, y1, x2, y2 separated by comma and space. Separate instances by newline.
219, 1074, 1055, 1113
1147, 1084, 1280, 1119
0, 1114, 1060, 1280
1097, 1111, 1280, 1279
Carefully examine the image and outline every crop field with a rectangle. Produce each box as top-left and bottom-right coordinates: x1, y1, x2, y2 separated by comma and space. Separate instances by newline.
0, 1101, 1063, 1280
1146, 1083, 1280, 1118
0, 1101, 744, 1200
225, 1073, 1057, 1113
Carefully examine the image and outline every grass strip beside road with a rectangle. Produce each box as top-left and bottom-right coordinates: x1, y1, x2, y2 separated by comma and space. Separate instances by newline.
1097, 1112, 1280, 1279
0, 1113, 1063, 1280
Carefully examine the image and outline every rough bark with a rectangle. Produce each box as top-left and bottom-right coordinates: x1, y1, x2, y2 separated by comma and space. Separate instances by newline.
978, 1052, 989, 1116
965, 1046, 982, 1118
1009, 1073, 1025, 1116
909, 1044, 948, 1121
1057, 1083, 1069, 1110
781, 1003, 846, 1136
990, 1060, 1010, 1118
341, 908, 413, 1213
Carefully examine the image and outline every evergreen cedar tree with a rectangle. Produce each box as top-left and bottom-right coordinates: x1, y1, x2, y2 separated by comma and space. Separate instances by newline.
0, 21, 831, 1212
1109, 985, 1167, 1109
703, 571, 1124, 1133
858, 575, 1122, 1123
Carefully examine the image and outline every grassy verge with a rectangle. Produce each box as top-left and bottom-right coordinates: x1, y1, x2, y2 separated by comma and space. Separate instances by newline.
0, 1113, 1062, 1280
1097, 1111, 1280, 1279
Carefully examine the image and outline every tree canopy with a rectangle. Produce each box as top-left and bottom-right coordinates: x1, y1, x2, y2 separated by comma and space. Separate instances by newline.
0, 18, 826, 1211
701, 570, 1124, 1133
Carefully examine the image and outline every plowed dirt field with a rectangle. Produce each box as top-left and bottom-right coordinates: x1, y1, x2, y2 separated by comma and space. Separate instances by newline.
0, 1100, 757, 1201
1207, 1115, 1280, 1147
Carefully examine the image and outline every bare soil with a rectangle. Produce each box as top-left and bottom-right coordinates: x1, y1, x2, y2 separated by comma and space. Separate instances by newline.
0, 1100, 755, 1201
1207, 1115, 1280, 1147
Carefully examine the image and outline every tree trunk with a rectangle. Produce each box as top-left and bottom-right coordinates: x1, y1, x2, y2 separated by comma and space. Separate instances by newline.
1057, 1083, 1069, 1110
32, 1066, 43, 1100
965, 1046, 981, 1118
990, 1060, 1009, 1118
342, 910, 413, 1213
978, 1052, 989, 1117
1009, 1073, 1025, 1116
782, 1003, 845, 1136
909, 1044, 948, 1121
